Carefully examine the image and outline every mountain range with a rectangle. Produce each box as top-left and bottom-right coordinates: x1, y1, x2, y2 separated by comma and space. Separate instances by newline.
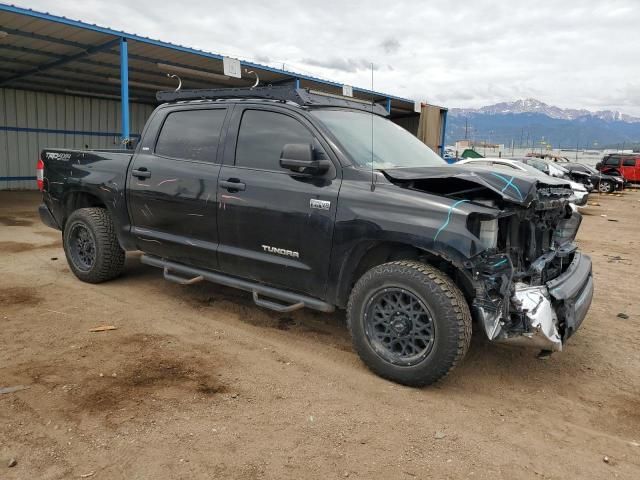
446, 99, 640, 148
450, 99, 640, 123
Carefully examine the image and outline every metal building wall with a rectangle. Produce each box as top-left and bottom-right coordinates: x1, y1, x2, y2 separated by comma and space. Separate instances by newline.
416, 105, 447, 154
0, 88, 154, 190
392, 116, 420, 137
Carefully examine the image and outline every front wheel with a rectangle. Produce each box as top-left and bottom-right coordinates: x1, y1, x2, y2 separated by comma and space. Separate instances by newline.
598, 180, 614, 193
63, 208, 125, 283
347, 261, 472, 387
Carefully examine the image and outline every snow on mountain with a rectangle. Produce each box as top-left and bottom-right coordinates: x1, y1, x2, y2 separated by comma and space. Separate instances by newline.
449, 99, 640, 123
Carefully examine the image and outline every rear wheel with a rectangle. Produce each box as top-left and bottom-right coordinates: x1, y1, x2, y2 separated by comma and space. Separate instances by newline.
598, 180, 614, 193
347, 260, 471, 387
63, 208, 125, 283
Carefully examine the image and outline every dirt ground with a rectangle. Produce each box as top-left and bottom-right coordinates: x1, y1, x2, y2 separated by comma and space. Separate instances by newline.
1, 190, 639, 480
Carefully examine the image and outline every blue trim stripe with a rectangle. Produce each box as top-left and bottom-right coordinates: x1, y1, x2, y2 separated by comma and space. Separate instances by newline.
490, 172, 524, 201
0, 126, 140, 137
0, 176, 37, 181
492, 258, 508, 268
434, 199, 470, 241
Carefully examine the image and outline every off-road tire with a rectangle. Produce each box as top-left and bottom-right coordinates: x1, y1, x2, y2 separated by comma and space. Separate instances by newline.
63, 207, 125, 283
598, 180, 614, 193
347, 260, 472, 387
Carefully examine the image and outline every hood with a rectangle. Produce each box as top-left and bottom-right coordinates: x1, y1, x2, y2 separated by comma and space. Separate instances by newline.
381, 165, 573, 207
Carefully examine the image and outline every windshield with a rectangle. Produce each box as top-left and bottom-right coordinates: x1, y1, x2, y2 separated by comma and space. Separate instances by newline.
310, 109, 446, 169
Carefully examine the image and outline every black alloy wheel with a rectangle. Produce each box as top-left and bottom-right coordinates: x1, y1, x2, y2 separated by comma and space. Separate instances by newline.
68, 223, 96, 271
347, 261, 472, 387
364, 287, 436, 366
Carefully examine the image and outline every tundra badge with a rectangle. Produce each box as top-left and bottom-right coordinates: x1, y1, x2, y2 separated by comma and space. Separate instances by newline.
262, 245, 300, 259
310, 199, 331, 210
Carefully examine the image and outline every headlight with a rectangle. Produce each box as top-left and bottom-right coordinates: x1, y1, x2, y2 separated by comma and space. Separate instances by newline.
479, 219, 498, 249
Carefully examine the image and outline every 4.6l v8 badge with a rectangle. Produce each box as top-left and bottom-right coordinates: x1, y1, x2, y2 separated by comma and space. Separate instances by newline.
310, 199, 331, 210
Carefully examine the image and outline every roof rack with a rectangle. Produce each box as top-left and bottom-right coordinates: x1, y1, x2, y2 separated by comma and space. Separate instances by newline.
155, 86, 389, 116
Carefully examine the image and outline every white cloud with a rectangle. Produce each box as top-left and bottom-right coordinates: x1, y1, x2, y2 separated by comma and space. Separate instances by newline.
14, 0, 640, 114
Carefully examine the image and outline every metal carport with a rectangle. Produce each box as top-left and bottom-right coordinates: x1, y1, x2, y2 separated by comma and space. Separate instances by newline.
0, 3, 443, 189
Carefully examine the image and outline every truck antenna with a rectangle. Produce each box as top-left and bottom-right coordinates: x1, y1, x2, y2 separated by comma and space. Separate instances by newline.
370, 62, 375, 192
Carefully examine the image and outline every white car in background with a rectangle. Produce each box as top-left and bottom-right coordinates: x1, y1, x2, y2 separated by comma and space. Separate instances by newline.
455, 158, 590, 206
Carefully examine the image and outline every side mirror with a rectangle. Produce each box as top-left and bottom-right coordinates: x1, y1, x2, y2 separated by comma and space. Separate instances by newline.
280, 143, 330, 175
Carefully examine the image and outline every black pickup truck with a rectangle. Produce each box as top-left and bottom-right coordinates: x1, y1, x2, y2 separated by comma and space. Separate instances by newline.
37, 86, 594, 386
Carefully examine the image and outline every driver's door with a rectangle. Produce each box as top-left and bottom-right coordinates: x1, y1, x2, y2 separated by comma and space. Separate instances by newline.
216, 106, 340, 298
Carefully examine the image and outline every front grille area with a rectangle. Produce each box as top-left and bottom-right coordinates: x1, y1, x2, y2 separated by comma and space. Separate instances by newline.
497, 203, 572, 285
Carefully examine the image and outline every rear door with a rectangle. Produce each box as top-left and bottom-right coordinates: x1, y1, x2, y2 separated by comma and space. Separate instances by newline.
127, 106, 229, 270
621, 156, 640, 182
216, 105, 340, 298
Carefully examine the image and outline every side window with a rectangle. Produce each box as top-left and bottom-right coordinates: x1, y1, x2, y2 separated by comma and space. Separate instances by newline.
604, 156, 620, 166
235, 109, 313, 171
622, 157, 636, 167
155, 109, 226, 162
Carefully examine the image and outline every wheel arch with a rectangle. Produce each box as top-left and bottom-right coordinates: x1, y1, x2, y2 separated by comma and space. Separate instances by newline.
61, 190, 106, 227
60, 188, 135, 250
332, 239, 475, 309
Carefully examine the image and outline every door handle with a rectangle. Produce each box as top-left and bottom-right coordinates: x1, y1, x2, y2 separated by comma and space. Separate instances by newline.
132, 168, 151, 179
220, 179, 246, 191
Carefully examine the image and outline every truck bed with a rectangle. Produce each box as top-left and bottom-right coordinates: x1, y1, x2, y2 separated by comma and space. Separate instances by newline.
40, 148, 135, 245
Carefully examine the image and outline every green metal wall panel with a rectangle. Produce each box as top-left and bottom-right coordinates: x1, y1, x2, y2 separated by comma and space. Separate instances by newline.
0, 87, 154, 189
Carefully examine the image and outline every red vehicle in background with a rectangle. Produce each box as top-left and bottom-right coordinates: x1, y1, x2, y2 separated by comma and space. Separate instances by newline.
596, 154, 640, 185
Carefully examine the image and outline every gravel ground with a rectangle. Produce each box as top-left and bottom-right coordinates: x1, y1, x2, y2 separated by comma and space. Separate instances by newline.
1, 190, 639, 479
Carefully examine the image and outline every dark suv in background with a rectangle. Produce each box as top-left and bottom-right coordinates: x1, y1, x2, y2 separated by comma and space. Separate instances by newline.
563, 163, 624, 193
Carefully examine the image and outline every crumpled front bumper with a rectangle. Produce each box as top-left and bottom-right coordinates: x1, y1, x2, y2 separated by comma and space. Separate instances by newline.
546, 252, 594, 340
494, 253, 593, 351
571, 190, 589, 206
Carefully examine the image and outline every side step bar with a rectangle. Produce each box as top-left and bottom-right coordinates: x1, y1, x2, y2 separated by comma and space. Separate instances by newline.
140, 255, 335, 313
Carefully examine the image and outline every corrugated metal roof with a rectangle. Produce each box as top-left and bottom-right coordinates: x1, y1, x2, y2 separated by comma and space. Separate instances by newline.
0, 3, 430, 115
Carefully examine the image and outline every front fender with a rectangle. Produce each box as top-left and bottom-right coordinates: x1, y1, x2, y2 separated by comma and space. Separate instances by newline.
327, 178, 497, 306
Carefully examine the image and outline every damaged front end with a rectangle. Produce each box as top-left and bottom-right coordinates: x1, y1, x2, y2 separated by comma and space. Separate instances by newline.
468, 189, 593, 351
382, 166, 594, 352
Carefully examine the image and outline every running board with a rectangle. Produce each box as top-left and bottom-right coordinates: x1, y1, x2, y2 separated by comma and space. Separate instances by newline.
163, 268, 204, 285
140, 255, 335, 313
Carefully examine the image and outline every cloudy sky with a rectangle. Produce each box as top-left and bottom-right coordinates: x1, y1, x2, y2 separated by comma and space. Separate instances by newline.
16, 0, 640, 115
